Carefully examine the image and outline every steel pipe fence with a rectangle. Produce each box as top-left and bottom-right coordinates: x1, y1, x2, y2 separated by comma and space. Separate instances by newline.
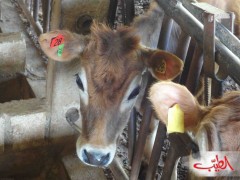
16, 0, 51, 35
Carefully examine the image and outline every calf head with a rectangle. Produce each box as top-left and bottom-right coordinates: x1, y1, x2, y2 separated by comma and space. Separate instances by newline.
149, 81, 240, 151
39, 22, 183, 167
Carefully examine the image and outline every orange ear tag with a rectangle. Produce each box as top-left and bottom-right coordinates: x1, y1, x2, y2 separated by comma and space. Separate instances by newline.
50, 34, 64, 48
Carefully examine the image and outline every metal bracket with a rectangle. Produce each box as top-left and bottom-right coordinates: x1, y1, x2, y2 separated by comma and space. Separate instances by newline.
194, 3, 232, 81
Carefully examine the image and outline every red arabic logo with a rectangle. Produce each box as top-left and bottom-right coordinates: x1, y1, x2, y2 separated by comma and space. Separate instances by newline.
193, 155, 234, 172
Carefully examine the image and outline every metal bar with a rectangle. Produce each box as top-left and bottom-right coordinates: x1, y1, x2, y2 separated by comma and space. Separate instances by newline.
203, 12, 215, 79
180, 0, 240, 59
161, 133, 193, 180
157, 15, 173, 50
45, 0, 61, 140
130, 75, 155, 180
211, 79, 223, 99
128, 107, 137, 165
203, 12, 216, 105
179, 39, 195, 85
107, 0, 118, 28
185, 45, 203, 94
33, 0, 39, 22
175, 32, 191, 61
125, 0, 135, 25
221, 12, 235, 33
145, 121, 167, 180
120, 0, 126, 25
16, 0, 42, 35
174, 31, 191, 84
42, 0, 51, 33
155, 0, 240, 85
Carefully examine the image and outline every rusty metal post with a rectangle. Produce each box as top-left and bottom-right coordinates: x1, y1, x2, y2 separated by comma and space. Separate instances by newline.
157, 15, 173, 50
203, 12, 215, 105
185, 45, 203, 94
145, 121, 167, 180
130, 75, 155, 180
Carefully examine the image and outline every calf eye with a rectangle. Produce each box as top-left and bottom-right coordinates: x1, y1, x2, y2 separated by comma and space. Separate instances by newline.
75, 74, 84, 91
128, 86, 141, 100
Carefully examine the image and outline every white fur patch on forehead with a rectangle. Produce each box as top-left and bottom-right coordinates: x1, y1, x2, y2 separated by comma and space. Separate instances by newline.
77, 67, 89, 106
120, 75, 143, 113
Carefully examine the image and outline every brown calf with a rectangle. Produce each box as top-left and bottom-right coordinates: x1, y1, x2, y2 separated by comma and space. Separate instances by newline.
149, 81, 240, 151
39, 22, 183, 167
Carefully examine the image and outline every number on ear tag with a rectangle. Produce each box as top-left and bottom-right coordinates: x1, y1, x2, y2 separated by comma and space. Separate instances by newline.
50, 34, 64, 48
155, 60, 166, 74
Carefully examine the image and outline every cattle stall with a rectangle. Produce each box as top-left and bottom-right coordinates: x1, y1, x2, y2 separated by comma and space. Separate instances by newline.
0, 0, 239, 179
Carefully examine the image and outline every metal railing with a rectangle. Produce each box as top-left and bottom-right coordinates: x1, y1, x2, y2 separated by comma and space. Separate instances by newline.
129, 0, 240, 179
16, 0, 51, 35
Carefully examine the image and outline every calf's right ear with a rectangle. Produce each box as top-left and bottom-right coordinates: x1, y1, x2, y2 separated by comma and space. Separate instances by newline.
38, 30, 88, 61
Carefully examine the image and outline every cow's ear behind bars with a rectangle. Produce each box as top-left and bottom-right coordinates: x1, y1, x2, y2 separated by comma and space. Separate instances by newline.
140, 48, 184, 80
38, 30, 89, 62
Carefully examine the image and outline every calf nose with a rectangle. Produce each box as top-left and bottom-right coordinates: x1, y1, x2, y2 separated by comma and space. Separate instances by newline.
82, 149, 110, 166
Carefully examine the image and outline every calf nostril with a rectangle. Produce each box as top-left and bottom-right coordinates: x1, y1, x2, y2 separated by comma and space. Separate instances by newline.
100, 153, 110, 166
81, 149, 111, 166
82, 149, 90, 163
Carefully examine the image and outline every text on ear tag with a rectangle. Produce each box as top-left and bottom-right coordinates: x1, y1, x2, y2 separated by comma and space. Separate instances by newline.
155, 60, 166, 74
50, 34, 64, 48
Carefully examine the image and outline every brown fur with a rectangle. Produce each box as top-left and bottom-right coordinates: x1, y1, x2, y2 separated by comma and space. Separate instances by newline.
149, 82, 240, 151
198, 91, 240, 151
39, 18, 183, 166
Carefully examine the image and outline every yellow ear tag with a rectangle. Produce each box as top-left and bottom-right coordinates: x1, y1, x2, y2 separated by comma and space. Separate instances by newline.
155, 60, 166, 74
167, 104, 184, 133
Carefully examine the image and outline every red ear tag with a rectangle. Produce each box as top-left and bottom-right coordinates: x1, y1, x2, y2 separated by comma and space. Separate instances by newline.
50, 34, 64, 48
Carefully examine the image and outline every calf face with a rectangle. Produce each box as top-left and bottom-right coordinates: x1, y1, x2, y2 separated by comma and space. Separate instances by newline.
39, 22, 183, 167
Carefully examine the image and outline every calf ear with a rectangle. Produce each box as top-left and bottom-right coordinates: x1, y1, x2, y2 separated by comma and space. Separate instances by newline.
38, 30, 88, 61
149, 82, 202, 130
142, 48, 183, 80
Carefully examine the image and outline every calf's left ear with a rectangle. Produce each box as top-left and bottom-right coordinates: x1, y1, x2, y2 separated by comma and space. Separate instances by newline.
142, 48, 183, 80
38, 30, 88, 62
